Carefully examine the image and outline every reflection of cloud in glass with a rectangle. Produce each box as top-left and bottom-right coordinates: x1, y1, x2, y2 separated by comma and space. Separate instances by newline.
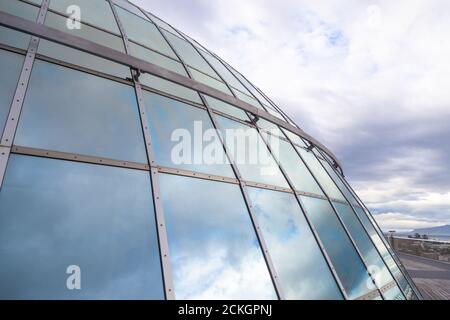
301, 196, 372, 299
247, 187, 343, 300
0, 155, 164, 299
215, 115, 289, 188
333, 202, 398, 294
159, 173, 276, 299
15, 60, 147, 163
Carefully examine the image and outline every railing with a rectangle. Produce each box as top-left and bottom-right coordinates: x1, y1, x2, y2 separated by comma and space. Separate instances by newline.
388, 236, 450, 262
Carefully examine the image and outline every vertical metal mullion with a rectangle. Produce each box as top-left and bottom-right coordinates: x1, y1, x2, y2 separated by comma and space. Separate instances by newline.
199, 97, 285, 300
315, 147, 422, 300
138, 5, 286, 299
0, 0, 49, 189
166, 26, 239, 99
276, 133, 384, 299
308, 146, 408, 300
256, 131, 349, 300
108, 0, 175, 300
313, 146, 407, 299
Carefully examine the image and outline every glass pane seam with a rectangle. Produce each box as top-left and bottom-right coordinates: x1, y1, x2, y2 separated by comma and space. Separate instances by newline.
46, 8, 122, 37
34, 55, 132, 85
108, 0, 175, 299
255, 126, 348, 298
202, 96, 286, 300
12, 145, 149, 171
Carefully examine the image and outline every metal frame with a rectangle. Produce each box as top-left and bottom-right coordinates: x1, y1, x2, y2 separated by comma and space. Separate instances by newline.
306, 146, 409, 299
108, 0, 175, 300
315, 147, 423, 299
253, 127, 349, 299
139, 4, 287, 298
0, 0, 49, 189
200, 95, 286, 300
0, 10, 344, 173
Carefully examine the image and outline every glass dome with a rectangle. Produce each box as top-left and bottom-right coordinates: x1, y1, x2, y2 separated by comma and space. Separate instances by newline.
0, 0, 420, 300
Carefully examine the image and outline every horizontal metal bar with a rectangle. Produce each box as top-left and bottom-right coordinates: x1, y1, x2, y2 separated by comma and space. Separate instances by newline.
156, 166, 239, 185
11, 145, 150, 170
242, 180, 293, 194
0, 11, 343, 174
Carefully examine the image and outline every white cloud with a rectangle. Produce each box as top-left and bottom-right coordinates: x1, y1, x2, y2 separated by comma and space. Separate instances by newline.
375, 212, 450, 232
133, 0, 450, 230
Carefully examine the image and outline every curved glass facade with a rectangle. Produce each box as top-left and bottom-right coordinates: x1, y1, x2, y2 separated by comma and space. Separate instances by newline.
0, 0, 419, 300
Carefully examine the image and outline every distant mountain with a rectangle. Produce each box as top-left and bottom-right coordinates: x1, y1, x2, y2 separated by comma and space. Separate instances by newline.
410, 224, 450, 236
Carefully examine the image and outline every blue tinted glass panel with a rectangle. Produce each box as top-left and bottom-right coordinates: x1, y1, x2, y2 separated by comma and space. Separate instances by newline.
162, 30, 218, 78
0, 26, 31, 50
15, 60, 147, 163
204, 95, 249, 121
141, 74, 202, 104
215, 115, 289, 188
38, 40, 131, 79
115, 6, 177, 59
189, 67, 232, 95
0, 155, 164, 299
49, 0, 120, 33
296, 146, 345, 201
159, 173, 276, 299
264, 134, 323, 195
333, 202, 402, 299
129, 42, 187, 76
247, 187, 343, 299
0, 0, 38, 21
142, 92, 235, 177
44, 12, 125, 52
320, 158, 360, 206
0, 49, 24, 135
301, 196, 373, 299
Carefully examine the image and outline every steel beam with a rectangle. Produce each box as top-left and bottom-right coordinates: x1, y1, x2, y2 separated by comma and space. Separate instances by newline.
0, 10, 343, 174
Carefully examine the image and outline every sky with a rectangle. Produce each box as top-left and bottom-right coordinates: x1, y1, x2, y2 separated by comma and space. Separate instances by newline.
133, 0, 450, 232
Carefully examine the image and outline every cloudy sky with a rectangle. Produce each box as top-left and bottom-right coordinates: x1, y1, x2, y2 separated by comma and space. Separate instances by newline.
133, 0, 450, 232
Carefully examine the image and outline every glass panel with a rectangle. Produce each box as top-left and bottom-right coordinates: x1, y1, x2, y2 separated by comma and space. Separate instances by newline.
0, 49, 24, 135
113, 0, 149, 20
281, 128, 308, 147
0, 26, 31, 50
140, 74, 202, 104
142, 91, 235, 177
200, 50, 251, 95
320, 158, 360, 206
37, 40, 131, 79
162, 30, 218, 78
247, 187, 343, 300
257, 118, 284, 137
353, 206, 408, 291
49, 0, 120, 33
27, 0, 42, 5
0, 155, 164, 299
115, 6, 177, 59
0, 0, 39, 21
333, 202, 402, 298
146, 12, 180, 35
44, 12, 125, 52
215, 115, 289, 188
15, 60, 147, 163
301, 196, 373, 299
129, 42, 187, 76
159, 173, 277, 299
296, 146, 346, 201
383, 286, 405, 300
204, 95, 249, 121
189, 67, 232, 95
264, 134, 323, 195
233, 89, 263, 109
